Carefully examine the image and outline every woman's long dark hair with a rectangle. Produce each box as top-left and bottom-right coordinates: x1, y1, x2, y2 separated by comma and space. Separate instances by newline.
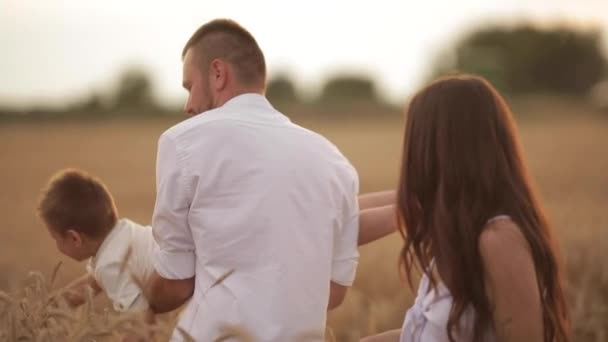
397, 75, 570, 342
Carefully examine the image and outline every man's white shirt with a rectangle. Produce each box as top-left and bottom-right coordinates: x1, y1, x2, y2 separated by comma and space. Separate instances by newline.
153, 94, 359, 341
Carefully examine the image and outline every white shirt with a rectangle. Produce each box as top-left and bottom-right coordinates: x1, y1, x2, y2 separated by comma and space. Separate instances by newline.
152, 93, 360, 342
400, 216, 510, 342
86, 218, 157, 312
400, 272, 493, 342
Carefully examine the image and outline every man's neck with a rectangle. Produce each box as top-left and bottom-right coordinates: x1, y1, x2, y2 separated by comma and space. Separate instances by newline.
215, 85, 264, 108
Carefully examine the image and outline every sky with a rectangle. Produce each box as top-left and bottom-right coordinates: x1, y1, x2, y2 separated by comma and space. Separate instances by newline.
1, 0, 607, 108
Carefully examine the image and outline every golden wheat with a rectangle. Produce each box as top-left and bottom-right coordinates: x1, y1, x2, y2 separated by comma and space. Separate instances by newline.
1, 99, 606, 341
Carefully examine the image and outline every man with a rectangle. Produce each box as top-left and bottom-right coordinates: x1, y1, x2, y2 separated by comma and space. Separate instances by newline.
144, 19, 359, 341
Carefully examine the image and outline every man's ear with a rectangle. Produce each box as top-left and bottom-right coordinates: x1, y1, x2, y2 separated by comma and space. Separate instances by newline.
210, 58, 228, 92
65, 229, 84, 247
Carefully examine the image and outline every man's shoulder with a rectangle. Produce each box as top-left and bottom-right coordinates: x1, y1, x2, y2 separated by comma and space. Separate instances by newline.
286, 121, 341, 151
160, 108, 228, 141
290, 122, 359, 185
293, 123, 357, 172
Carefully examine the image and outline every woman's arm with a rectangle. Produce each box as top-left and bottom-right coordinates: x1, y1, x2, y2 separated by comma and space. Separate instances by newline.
358, 205, 398, 246
360, 329, 401, 342
359, 190, 396, 210
480, 219, 544, 342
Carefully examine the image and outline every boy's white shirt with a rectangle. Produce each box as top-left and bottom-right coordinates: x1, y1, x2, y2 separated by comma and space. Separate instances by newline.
86, 218, 157, 312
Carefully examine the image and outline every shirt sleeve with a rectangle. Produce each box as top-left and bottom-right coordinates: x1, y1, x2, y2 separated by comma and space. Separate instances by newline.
331, 169, 360, 286
152, 133, 196, 280
94, 261, 148, 312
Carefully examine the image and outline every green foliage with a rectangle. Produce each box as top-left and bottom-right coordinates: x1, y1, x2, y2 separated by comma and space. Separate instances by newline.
318, 76, 380, 105
266, 74, 299, 105
433, 24, 607, 94
113, 67, 155, 109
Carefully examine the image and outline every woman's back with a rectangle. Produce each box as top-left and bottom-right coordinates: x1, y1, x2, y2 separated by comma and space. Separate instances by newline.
399, 216, 510, 342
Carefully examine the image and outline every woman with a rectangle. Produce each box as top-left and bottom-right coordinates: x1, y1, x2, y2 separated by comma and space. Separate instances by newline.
360, 75, 570, 342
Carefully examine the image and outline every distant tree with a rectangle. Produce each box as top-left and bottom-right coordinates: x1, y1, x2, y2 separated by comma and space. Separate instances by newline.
318, 75, 380, 105
70, 93, 106, 114
113, 67, 156, 109
266, 74, 299, 105
431, 25, 607, 94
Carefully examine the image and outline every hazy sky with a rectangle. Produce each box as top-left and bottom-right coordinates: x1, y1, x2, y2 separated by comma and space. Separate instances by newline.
2, 0, 607, 108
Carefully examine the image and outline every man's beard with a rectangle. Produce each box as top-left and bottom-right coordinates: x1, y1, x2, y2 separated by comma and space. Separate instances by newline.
200, 83, 216, 113
192, 86, 215, 116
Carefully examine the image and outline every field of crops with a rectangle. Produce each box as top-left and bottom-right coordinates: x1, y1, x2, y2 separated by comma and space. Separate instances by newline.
1, 98, 606, 341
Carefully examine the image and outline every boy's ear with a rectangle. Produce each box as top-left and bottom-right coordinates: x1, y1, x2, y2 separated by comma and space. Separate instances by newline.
65, 229, 84, 247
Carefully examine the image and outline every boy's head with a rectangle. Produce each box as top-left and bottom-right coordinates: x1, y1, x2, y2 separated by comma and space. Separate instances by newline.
38, 169, 118, 261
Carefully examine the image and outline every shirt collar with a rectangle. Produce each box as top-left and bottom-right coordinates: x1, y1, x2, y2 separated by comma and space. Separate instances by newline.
196, 93, 290, 124
221, 93, 272, 110
90, 218, 128, 268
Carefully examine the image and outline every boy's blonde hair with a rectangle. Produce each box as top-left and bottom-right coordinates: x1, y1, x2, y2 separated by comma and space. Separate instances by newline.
38, 168, 118, 239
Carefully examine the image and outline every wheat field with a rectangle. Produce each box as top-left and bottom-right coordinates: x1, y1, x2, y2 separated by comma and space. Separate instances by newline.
0, 97, 607, 341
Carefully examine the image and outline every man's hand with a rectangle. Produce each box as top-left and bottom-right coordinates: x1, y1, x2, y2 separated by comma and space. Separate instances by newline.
144, 271, 195, 314
328, 281, 348, 310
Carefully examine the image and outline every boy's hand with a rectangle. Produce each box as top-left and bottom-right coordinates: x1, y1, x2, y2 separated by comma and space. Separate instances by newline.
59, 274, 102, 307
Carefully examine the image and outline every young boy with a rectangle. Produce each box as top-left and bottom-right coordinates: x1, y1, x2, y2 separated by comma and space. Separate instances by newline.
37, 168, 156, 313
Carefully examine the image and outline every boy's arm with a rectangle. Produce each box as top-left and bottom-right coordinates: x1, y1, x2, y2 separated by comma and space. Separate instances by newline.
60, 274, 102, 307
358, 205, 398, 246
358, 190, 395, 210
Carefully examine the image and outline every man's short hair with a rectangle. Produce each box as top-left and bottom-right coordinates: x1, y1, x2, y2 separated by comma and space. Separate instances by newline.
183, 19, 266, 87
38, 169, 118, 239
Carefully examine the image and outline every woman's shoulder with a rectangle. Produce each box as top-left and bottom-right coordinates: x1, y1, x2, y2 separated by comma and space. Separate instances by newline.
479, 215, 528, 257
478, 215, 536, 292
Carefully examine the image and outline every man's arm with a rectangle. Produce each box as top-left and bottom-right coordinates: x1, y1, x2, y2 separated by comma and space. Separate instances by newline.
144, 271, 194, 314
358, 190, 395, 210
59, 274, 102, 307
147, 133, 197, 313
328, 173, 360, 310
358, 204, 397, 246
328, 281, 347, 310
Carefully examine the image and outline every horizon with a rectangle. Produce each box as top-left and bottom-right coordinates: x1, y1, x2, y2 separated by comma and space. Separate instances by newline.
1, 0, 607, 109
